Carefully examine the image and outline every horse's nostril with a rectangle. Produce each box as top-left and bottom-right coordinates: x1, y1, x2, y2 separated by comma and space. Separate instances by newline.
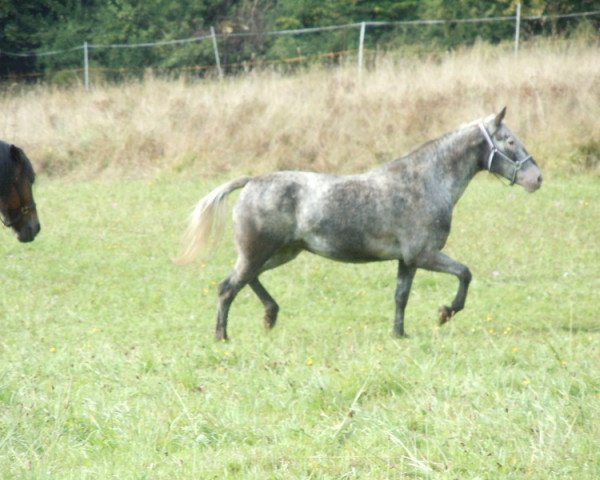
538, 175, 543, 185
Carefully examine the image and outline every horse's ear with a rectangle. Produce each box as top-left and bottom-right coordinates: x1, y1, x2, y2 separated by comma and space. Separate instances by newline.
9, 145, 27, 177
493, 107, 507, 127
9, 144, 35, 182
10, 145, 29, 171
9, 145, 23, 164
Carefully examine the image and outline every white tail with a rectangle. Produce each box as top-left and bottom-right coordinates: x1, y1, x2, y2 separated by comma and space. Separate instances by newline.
175, 176, 252, 265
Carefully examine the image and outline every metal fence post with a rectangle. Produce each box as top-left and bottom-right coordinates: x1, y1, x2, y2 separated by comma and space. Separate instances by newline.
83, 41, 90, 90
357, 21, 366, 81
210, 26, 223, 80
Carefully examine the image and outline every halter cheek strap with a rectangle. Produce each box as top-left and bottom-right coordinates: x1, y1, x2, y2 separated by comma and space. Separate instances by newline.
1, 203, 37, 228
478, 123, 532, 185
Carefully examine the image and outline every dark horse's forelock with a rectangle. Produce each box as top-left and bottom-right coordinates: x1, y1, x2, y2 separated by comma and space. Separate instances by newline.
0, 141, 35, 197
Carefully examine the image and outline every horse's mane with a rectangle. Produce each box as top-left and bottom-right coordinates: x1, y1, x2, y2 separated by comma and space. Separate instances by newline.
405, 125, 471, 161
378, 116, 490, 175
0, 141, 36, 197
0, 141, 16, 197
415, 114, 496, 158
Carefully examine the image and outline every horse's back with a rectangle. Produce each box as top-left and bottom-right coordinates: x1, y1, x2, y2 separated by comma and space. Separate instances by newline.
236, 170, 369, 226
234, 171, 332, 239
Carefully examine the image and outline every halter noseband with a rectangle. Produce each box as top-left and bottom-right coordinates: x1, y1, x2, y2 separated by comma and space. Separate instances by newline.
478, 123, 532, 186
1, 203, 37, 228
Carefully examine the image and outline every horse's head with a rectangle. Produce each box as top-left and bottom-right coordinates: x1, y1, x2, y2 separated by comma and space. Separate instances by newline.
479, 107, 543, 193
0, 143, 40, 243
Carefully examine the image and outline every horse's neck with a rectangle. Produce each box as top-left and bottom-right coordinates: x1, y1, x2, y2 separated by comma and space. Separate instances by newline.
380, 126, 482, 206
431, 126, 482, 205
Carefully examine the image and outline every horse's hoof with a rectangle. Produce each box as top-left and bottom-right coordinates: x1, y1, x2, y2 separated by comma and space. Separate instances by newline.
215, 332, 229, 342
263, 305, 279, 330
264, 316, 277, 330
438, 306, 454, 325
392, 326, 408, 338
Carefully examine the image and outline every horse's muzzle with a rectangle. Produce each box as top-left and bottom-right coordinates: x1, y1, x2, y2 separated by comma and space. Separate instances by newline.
518, 164, 543, 193
18, 221, 41, 242
523, 173, 543, 193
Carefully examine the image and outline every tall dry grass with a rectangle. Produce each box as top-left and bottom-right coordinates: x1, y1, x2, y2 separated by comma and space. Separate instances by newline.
1, 39, 598, 178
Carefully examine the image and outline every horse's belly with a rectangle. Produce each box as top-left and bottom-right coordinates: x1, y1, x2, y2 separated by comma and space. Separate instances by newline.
303, 232, 402, 262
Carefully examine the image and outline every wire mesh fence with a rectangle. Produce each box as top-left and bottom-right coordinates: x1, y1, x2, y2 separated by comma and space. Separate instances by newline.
1, 7, 598, 87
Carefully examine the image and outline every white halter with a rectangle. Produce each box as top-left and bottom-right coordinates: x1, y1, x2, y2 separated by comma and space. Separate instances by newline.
478, 123, 532, 185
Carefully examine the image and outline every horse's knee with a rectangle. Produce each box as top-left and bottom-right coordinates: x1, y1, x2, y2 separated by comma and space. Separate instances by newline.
217, 279, 229, 296
218, 278, 237, 304
459, 266, 472, 284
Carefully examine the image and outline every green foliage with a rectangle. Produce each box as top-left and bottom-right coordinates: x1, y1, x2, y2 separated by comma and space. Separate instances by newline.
0, 0, 53, 79
1, 0, 598, 81
415, 0, 516, 47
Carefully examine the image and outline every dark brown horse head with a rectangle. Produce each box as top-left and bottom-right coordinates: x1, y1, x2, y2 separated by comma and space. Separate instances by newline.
0, 142, 40, 243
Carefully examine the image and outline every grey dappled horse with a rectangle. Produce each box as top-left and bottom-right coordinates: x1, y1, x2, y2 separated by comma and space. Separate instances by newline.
179, 108, 543, 340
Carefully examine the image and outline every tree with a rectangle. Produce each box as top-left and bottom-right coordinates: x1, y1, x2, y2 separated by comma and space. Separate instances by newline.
0, 0, 54, 79
1, 1, 598, 83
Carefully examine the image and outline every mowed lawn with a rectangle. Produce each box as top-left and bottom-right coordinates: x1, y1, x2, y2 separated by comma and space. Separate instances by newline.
0, 173, 598, 479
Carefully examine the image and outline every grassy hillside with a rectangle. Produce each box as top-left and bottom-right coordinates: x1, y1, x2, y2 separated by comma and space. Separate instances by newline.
1, 39, 599, 179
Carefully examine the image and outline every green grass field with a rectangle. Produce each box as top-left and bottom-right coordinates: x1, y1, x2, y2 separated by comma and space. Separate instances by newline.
1, 173, 598, 479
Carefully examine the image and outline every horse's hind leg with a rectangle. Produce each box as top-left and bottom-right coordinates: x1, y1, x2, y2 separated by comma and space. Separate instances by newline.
216, 256, 265, 341
249, 246, 301, 330
216, 273, 244, 341
249, 279, 279, 329
215, 244, 300, 340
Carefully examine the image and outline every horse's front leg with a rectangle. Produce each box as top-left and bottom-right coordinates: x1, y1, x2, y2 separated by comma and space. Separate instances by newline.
393, 261, 416, 337
415, 251, 472, 325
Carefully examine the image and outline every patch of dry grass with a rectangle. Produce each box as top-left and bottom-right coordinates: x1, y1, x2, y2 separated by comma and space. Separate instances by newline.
1, 38, 599, 178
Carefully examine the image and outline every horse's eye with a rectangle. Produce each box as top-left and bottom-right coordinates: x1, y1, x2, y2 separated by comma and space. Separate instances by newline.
507, 138, 515, 147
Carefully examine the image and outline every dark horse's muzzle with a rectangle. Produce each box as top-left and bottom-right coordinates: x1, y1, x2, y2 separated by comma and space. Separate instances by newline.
17, 219, 41, 242
3, 204, 41, 242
